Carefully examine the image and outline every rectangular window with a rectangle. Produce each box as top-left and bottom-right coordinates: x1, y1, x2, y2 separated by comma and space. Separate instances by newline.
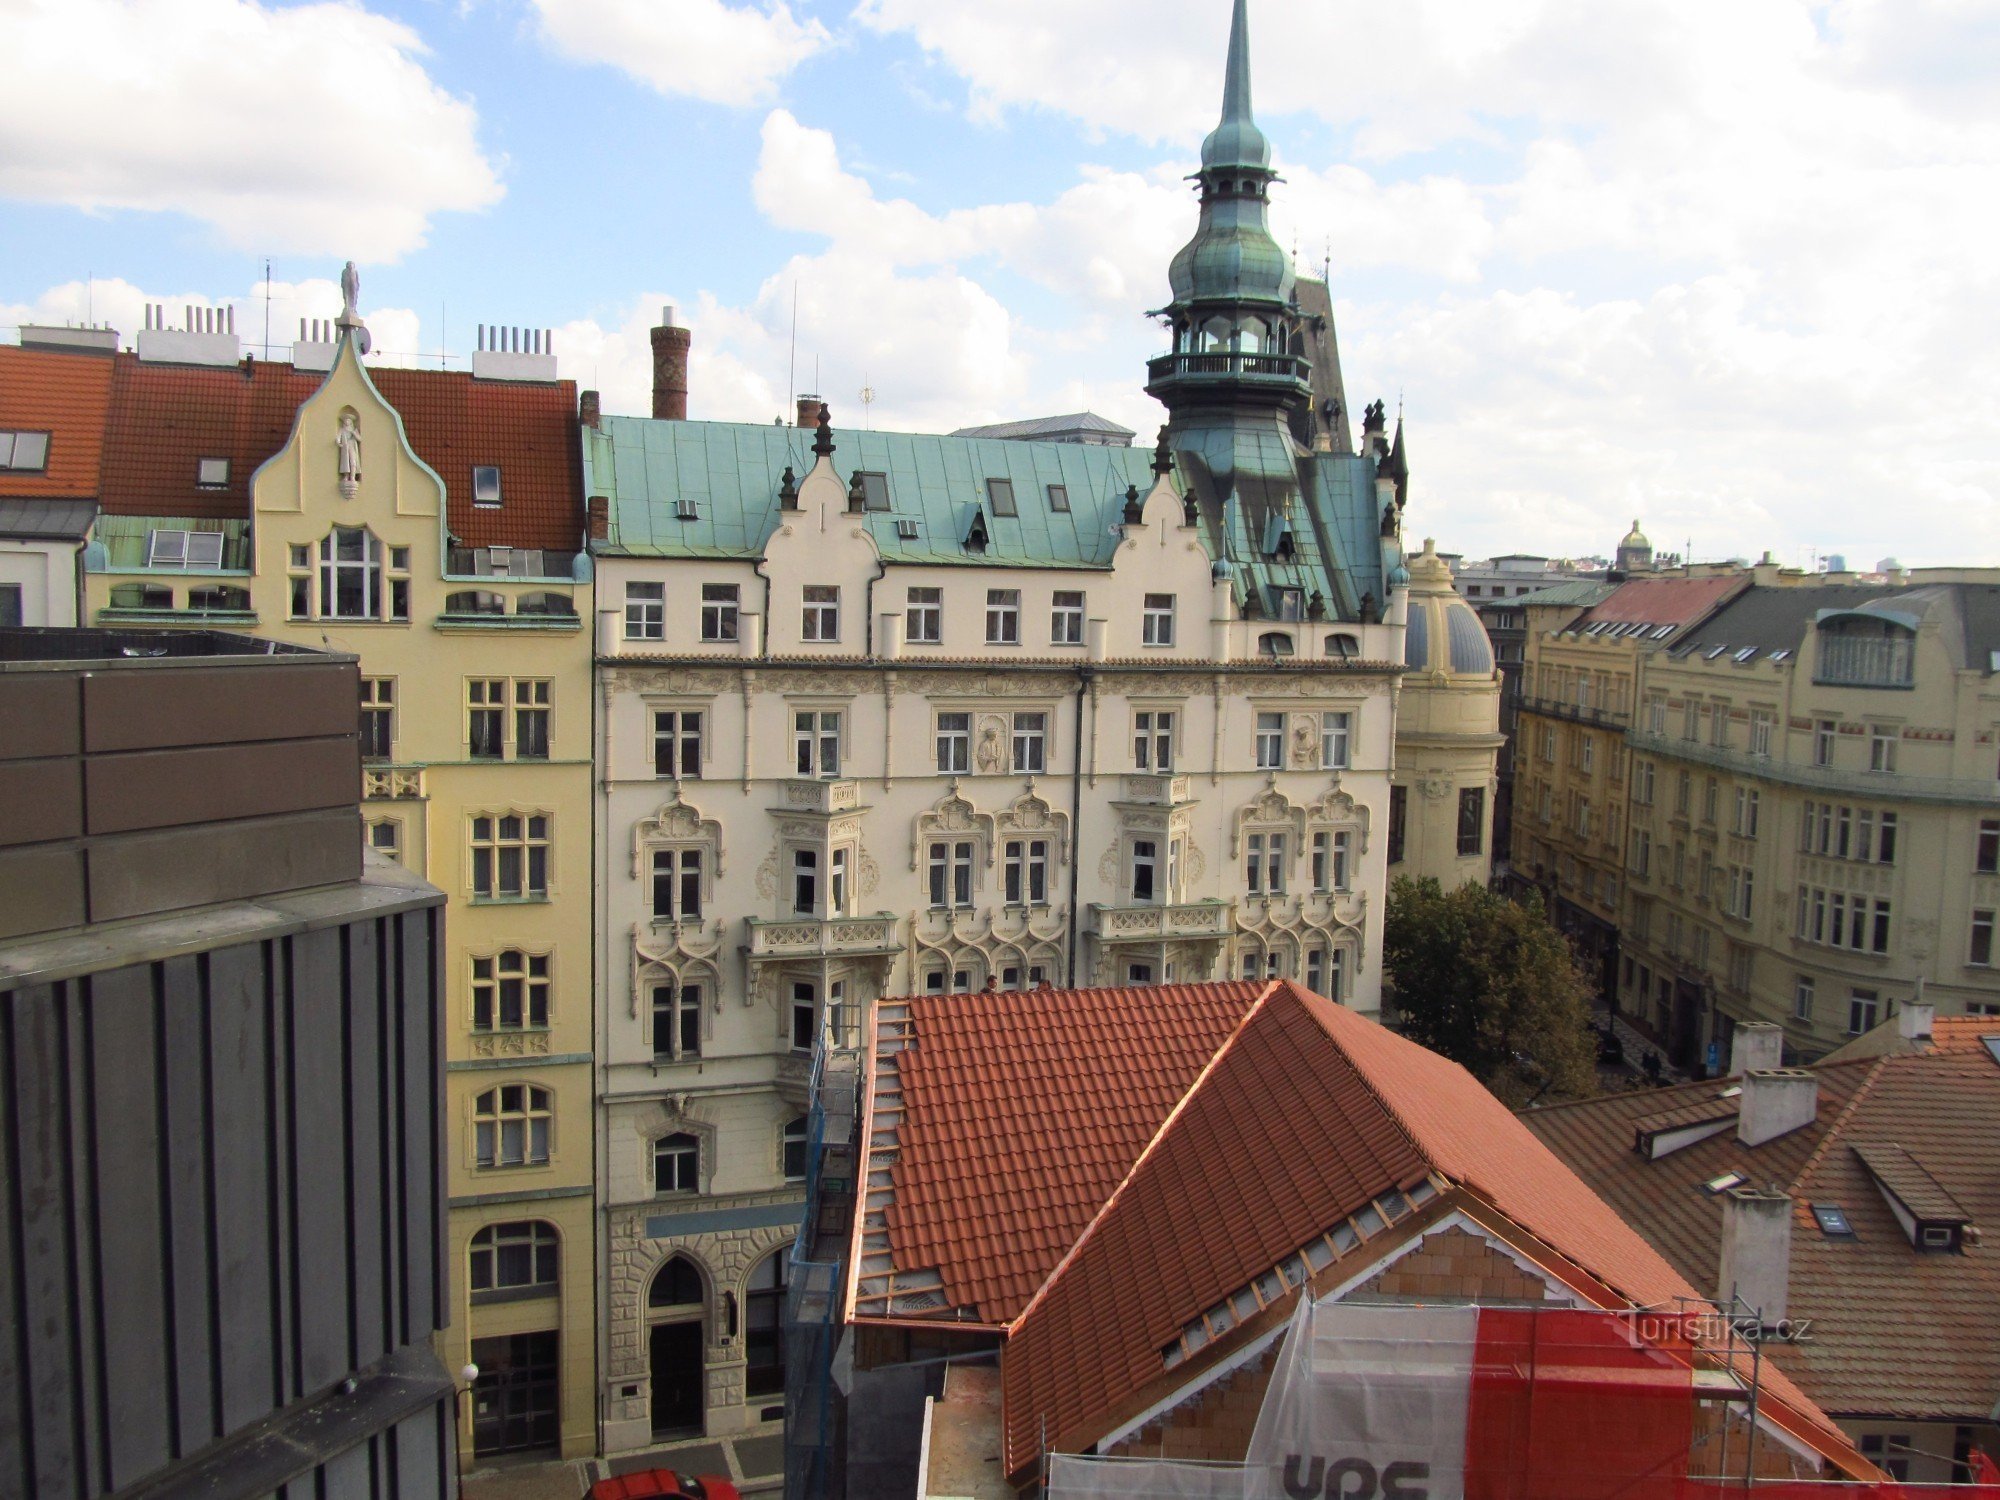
471, 951, 551, 1031
652, 983, 702, 1059
790, 983, 816, 1051
1751, 711, 1773, 756
1050, 590, 1084, 646
513, 679, 550, 760
1046, 483, 1070, 512
1682, 700, 1699, 740
1457, 787, 1485, 856
1734, 787, 1760, 838
1702, 778, 1718, 825
1320, 711, 1351, 770
1388, 785, 1407, 865
1981, 820, 2000, 874
794, 710, 842, 777
1878, 811, 1898, 865
1632, 830, 1651, 877
366, 818, 401, 863
701, 582, 739, 642
1847, 989, 1879, 1036
1814, 719, 1836, 767
653, 710, 702, 779
1132, 839, 1158, 903
1246, 832, 1287, 896
830, 846, 851, 917
1004, 838, 1049, 906
470, 813, 550, 900
802, 584, 840, 642
0, 430, 51, 471
1793, 976, 1814, 1021
986, 588, 1021, 645
1255, 712, 1284, 769
1134, 710, 1174, 772
936, 711, 970, 773
1142, 593, 1175, 646
651, 847, 703, 921
1710, 705, 1730, 748
1635, 760, 1655, 805
625, 581, 664, 640
985, 477, 1017, 517
1870, 725, 1897, 773
1271, 586, 1303, 621
907, 586, 942, 643
468, 679, 506, 759
792, 848, 819, 916
360, 677, 394, 760
1310, 829, 1352, 892
1972, 910, 1996, 966
857, 471, 890, 511
1012, 711, 1047, 773
927, 840, 975, 909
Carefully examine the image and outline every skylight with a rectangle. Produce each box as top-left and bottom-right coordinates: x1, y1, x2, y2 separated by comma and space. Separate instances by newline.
1705, 645, 1730, 659
1703, 1171, 1747, 1194
1811, 1203, 1855, 1236
1734, 647, 1758, 663
471, 465, 502, 507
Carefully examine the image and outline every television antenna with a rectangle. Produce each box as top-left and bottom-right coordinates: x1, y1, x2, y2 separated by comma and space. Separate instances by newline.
859, 375, 875, 430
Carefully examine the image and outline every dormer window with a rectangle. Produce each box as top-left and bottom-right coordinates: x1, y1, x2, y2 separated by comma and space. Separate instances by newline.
196, 457, 229, 489
856, 471, 890, 511
985, 478, 1017, 517
472, 466, 503, 507
1269, 586, 1303, 621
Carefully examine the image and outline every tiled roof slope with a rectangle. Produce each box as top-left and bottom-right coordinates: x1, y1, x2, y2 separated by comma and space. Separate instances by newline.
1524, 1035, 2000, 1421
90, 353, 581, 550
0, 344, 115, 497
998, 983, 1727, 1472
1823, 1013, 1999, 1062
878, 981, 1267, 1324
1570, 572, 1748, 631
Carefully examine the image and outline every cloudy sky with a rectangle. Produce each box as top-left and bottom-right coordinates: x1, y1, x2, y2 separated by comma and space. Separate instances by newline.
3, 0, 1997, 566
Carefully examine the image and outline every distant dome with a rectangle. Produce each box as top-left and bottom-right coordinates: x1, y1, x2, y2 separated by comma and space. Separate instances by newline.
1401, 538, 1496, 677
1621, 518, 1650, 550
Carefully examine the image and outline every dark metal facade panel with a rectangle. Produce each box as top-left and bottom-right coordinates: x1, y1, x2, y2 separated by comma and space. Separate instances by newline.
86, 807, 361, 926
0, 672, 80, 760
80, 662, 361, 753
0, 844, 86, 938
0, 902, 447, 1500
0, 754, 83, 846
83, 737, 359, 835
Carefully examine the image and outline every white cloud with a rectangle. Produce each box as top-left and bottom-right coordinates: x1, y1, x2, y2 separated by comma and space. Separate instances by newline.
0, 0, 502, 260
530, 0, 829, 104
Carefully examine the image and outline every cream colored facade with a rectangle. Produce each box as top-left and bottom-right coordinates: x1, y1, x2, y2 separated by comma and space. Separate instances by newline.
1620, 573, 2000, 1063
592, 453, 1407, 1450
1389, 541, 1503, 890
82, 337, 599, 1460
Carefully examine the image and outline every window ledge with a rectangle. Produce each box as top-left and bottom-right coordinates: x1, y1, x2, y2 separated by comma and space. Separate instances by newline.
471, 1026, 554, 1040
436, 614, 582, 632
469, 895, 552, 906
470, 1284, 559, 1307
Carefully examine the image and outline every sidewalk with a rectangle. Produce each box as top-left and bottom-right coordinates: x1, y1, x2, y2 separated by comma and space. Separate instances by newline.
1596, 1005, 1690, 1087
461, 1430, 784, 1500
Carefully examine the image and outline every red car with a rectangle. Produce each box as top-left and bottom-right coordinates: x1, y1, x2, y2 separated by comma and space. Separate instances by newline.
585, 1470, 739, 1500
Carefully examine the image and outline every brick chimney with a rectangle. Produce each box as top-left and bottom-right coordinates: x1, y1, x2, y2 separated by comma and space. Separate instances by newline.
587, 496, 608, 541
1729, 1022, 1784, 1076
796, 393, 822, 429
1737, 1069, 1818, 1147
1718, 1187, 1792, 1328
580, 389, 601, 429
651, 305, 690, 420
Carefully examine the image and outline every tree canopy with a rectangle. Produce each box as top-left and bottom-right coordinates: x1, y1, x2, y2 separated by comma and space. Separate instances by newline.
1382, 876, 1597, 1107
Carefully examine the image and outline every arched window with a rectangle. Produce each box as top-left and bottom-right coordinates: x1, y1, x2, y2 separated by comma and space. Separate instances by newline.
648, 1254, 704, 1310
1325, 632, 1360, 661
654, 1132, 699, 1195
109, 582, 172, 610
469, 1220, 559, 1298
517, 591, 576, 617
1816, 616, 1915, 687
445, 589, 506, 616
782, 1116, 810, 1182
1258, 631, 1295, 658
187, 584, 250, 612
474, 1084, 551, 1168
744, 1248, 791, 1398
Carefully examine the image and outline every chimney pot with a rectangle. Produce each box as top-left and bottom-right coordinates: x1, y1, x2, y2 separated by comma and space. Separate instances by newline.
796, 393, 822, 429
1896, 1001, 1934, 1041
1718, 1186, 1792, 1329
1729, 1023, 1784, 1076
1738, 1069, 1818, 1147
580, 389, 601, 429
651, 314, 692, 421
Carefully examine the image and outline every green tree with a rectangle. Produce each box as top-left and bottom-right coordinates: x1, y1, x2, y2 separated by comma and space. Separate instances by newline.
1382, 876, 1597, 1107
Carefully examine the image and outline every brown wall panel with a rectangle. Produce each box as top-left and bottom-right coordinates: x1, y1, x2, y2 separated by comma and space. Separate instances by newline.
85, 737, 360, 835
89, 807, 361, 922
0, 757, 82, 847
0, 844, 86, 939
82, 662, 360, 752
0, 673, 81, 761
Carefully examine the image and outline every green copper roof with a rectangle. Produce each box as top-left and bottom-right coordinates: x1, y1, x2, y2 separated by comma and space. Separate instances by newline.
1201, 0, 1271, 171
1513, 579, 1616, 608
587, 417, 1161, 569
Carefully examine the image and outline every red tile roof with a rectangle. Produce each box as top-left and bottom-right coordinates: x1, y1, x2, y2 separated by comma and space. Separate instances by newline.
0, 345, 115, 498
83, 351, 582, 550
1572, 574, 1748, 630
1525, 1035, 2000, 1422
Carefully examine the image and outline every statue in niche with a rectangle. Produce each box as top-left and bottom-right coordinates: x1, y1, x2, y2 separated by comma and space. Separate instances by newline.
336, 409, 363, 499
975, 717, 1008, 775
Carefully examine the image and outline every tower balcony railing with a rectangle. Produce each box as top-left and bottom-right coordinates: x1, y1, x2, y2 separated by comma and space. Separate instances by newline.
1146, 350, 1311, 388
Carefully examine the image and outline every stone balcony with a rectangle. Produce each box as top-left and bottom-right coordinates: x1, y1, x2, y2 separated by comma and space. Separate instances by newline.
743, 912, 904, 959
362, 763, 425, 801
1087, 898, 1234, 941
774, 778, 864, 816
1121, 772, 1195, 806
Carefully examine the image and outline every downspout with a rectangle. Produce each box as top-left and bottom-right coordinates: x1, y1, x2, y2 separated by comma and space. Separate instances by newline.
863, 555, 886, 658
752, 557, 773, 660
1065, 665, 1091, 985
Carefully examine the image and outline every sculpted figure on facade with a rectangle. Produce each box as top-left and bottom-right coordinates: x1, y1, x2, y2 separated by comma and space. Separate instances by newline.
335, 409, 363, 499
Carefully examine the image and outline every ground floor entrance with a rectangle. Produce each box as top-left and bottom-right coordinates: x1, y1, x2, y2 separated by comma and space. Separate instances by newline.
650, 1320, 705, 1438
471, 1330, 561, 1457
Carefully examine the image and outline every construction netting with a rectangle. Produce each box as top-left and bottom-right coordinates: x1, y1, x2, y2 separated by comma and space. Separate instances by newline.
1047, 1300, 1998, 1500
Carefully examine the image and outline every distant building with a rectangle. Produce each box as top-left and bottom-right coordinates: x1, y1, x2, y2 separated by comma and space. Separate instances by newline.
0, 334, 113, 623
0, 627, 454, 1500
1528, 1009, 2000, 1483
948, 411, 1136, 446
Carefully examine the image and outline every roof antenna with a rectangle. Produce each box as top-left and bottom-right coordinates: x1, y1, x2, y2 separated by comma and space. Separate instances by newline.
262, 257, 272, 359
787, 281, 798, 424
860, 373, 875, 431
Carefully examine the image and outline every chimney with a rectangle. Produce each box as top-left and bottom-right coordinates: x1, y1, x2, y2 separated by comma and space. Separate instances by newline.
587, 496, 608, 541
796, 393, 822, 429
580, 389, 601, 429
651, 305, 690, 420
1737, 1069, 1818, 1147
1896, 999, 1934, 1042
1729, 1022, 1784, 1076
1717, 1187, 1792, 1328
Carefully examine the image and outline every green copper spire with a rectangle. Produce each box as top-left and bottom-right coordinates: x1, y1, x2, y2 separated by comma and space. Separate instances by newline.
1201, 0, 1271, 171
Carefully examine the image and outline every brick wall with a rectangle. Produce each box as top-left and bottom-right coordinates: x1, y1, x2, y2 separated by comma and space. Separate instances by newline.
1356, 1225, 1557, 1303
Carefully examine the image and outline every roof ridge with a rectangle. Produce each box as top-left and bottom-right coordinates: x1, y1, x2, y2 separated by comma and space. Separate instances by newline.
1004, 979, 1286, 1334
1279, 982, 1444, 1172
1783, 1055, 1889, 1195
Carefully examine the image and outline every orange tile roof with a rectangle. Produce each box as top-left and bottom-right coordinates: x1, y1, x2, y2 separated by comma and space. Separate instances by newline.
88, 351, 582, 550
0, 345, 115, 498
1525, 1035, 2000, 1422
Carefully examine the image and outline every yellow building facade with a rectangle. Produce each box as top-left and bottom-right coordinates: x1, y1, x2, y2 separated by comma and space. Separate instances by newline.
81, 328, 599, 1460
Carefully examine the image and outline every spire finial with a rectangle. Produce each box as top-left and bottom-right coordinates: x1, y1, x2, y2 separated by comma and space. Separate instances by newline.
1220, 0, 1253, 128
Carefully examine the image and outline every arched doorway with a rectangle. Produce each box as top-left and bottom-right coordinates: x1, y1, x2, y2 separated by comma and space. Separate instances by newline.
647, 1255, 706, 1438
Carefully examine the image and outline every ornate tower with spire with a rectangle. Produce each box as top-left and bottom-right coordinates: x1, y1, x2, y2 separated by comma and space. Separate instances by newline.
1147, 0, 1399, 629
